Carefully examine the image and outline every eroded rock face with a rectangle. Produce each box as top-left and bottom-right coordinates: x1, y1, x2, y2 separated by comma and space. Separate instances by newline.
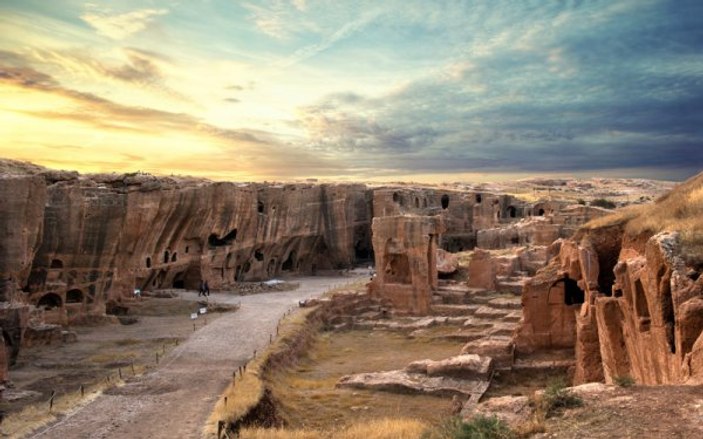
368, 216, 444, 314
4, 173, 373, 324
517, 225, 703, 385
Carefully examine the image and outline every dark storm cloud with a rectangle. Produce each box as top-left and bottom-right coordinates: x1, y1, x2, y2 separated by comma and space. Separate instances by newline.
297, 0, 703, 178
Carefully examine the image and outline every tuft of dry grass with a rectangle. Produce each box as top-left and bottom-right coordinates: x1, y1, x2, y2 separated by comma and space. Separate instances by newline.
239, 417, 427, 439
205, 307, 318, 436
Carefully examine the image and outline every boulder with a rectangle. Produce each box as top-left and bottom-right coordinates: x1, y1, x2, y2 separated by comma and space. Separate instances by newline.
436, 249, 458, 274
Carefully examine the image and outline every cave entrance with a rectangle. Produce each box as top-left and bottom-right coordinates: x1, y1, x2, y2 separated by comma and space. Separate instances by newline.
282, 251, 295, 271
475, 194, 482, 203
66, 289, 83, 304
208, 229, 238, 247
562, 275, 585, 306
441, 194, 450, 210
164, 250, 170, 264
355, 240, 371, 260
37, 293, 62, 310
538, 208, 545, 216
172, 271, 186, 289
383, 239, 411, 284
658, 267, 676, 353
50, 259, 63, 269
507, 206, 517, 218
634, 278, 651, 331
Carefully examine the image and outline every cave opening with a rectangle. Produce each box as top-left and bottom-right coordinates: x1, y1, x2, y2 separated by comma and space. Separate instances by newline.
257, 201, 264, 213
355, 240, 372, 260
66, 289, 83, 304
383, 239, 411, 284
163, 250, 170, 264
476, 194, 482, 203
507, 206, 517, 218
185, 246, 189, 254
172, 271, 186, 289
634, 278, 651, 331
37, 293, 62, 310
538, 208, 545, 216
658, 267, 676, 353
282, 251, 295, 271
208, 229, 238, 247
510, 236, 519, 245
171, 252, 178, 262
392, 192, 400, 203
441, 194, 450, 210
415, 197, 420, 208
50, 259, 63, 269
563, 275, 585, 306
254, 250, 264, 261
146, 257, 152, 268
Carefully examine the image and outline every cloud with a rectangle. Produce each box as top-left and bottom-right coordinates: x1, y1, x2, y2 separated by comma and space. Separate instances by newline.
0, 64, 265, 143
81, 7, 168, 40
223, 98, 240, 103
100, 48, 162, 84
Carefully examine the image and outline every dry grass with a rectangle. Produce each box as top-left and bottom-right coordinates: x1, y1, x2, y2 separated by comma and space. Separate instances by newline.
583, 172, 703, 262
239, 417, 427, 439
205, 307, 318, 436
268, 329, 458, 431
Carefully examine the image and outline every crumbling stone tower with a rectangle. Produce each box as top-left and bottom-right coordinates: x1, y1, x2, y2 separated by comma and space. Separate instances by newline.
369, 215, 444, 314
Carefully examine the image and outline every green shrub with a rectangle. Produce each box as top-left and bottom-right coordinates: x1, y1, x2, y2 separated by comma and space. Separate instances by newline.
614, 375, 635, 387
540, 378, 583, 418
422, 415, 514, 439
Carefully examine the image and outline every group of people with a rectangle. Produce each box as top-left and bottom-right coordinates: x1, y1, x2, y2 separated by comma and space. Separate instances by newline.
198, 280, 210, 297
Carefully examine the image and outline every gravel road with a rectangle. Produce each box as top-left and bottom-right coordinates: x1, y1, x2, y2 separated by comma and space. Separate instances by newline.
27, 275, 362, 439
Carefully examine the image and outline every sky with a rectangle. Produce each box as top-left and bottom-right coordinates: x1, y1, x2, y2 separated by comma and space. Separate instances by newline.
1, 0, 702, 182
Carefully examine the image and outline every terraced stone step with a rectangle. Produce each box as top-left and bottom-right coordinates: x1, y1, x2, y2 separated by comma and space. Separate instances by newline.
502, 310, 522, 323
473, 306, 510, 319
430, 304, 480, 316
486, 297, 521, 310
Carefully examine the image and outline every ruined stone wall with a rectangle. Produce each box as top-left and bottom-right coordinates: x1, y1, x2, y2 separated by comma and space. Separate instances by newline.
476, 205, 610, 250
372, 188, 539, 253
368, 215, 444, 314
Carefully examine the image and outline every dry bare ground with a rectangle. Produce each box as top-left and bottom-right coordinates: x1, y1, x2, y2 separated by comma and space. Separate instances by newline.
22, 275, 363, 439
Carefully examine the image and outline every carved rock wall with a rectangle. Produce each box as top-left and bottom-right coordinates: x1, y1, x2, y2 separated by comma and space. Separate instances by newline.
368, 216, 444, 314
518, 224, 703, 385
3, 171, 373, 327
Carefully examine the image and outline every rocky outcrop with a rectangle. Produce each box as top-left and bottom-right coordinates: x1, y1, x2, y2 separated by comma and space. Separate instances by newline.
517, 220, 703, 385
1, 165, 374, 326
337, 354, 493, 399
368, 215, 444, 314
436, 248, 458, 274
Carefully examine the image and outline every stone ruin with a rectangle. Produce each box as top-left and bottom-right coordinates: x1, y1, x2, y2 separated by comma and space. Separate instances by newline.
368, 216, 444, 314
0, 159, 615, 387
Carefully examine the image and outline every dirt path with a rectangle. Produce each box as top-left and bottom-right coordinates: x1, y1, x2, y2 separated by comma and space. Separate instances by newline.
26, 275, 362, 439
